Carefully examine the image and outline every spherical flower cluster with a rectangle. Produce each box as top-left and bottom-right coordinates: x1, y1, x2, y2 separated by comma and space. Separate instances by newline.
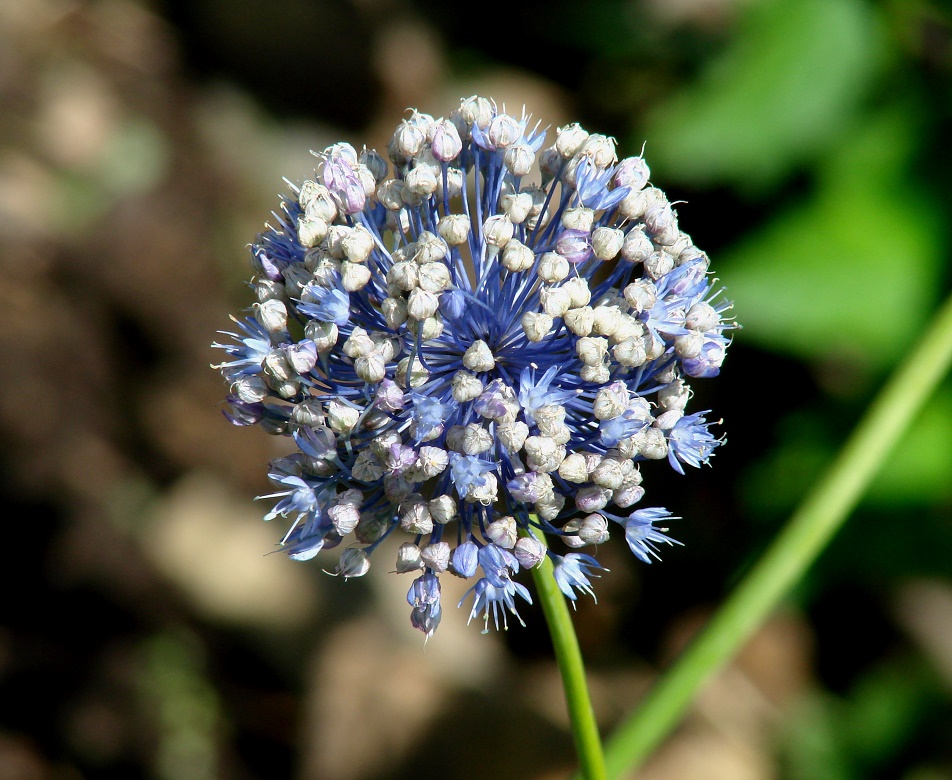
214, 97, 733, 637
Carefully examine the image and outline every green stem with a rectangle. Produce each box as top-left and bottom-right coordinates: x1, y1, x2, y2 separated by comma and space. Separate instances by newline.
595, 290, 952, 779
527, 525, 607, 780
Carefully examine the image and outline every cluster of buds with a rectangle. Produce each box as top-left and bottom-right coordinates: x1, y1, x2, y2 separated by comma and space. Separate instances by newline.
214, 97, 733, 636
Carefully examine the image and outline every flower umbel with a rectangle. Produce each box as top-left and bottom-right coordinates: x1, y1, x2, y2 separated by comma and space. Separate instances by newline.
214, 97, 734, 636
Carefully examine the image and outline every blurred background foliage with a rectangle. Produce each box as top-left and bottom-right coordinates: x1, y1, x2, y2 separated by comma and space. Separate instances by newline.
1, 0, 950, 778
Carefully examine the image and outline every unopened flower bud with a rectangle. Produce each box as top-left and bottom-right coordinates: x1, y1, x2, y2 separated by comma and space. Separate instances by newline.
486, 516, 518, 549
421, 542, 450, 572
396, 542, 423, 572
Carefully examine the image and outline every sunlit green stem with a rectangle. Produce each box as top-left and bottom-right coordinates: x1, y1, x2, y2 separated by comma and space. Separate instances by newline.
591, 291, 952, 779
527, 525, 607, 780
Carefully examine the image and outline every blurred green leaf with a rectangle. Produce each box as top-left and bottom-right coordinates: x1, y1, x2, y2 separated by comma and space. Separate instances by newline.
867, 386, 952, 505
645, 0, 885, 187
718, 105, 942, 369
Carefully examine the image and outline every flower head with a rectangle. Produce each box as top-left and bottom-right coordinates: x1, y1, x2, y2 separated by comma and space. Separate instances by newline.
214, 97, 734, 636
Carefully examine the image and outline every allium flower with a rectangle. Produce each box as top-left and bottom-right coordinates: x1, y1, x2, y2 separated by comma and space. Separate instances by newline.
214, 97, 734, 637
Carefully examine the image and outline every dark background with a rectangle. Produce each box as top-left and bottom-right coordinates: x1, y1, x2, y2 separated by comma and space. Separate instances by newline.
1, 0, 951, 777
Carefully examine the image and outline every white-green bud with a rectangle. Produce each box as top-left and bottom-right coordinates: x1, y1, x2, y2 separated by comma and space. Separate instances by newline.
522, 311, 553, 342
537, 252, 570, 283
414, 231, 448, 264
263, 348, 294, 382
504, 143, 535, 176
535, 492, 565, 520
452, 370, 484, 403
644, 204, 679, 246
438, 214, 470, 246
431, 118, 462, 161
458, 96, 493, 129
564, 306, 595, 336
338, 549, 370, 578
610, 313, 643, 344
513, 536, 546, 568
659, 379, 691, 411
407, 288, 440, 321
462, 339, 495, 372
496, 421, 529, 452
297, 216, 327, 248
524, 435, 565, 473
593, 382, 629, 420
352, 450, 384, 481
561, 207, 594, 232
486, 516, 518, 549
396, 542, 424, 573
501, 239, 535, 272
675, 331, 704, 359
654, 409, 683, 431
541, 286, 572, 318
299, 180, 338, 223
556, 123, 589, 158
578, 133, 617, 168
501, 191, 533, 224
624, 279, 657, 313
329, 502, 361, 536
638, 427, 668, 460
421, 542, 450, 573
342, 225, 374, 263
592, 457, 626, 490
592, 305, 621, 337
393, 119, 426, 159
255, 299, 287, 333
591, 227, 624, 261
460, 423, 493, 455
558, 452, 589, 483
416, 446, 448, 478
562, 277, 592, 307
381, 296, 408, 330
578, 514, 610, 545
621, 227, 653, 263
304, 320, 338, 352
395, 355, 428, 387
400, 500, 433, 535
580, 363, 610, 384
341, 261, 371, 291
354, 352, 386, 383
327, 400, 360, 434
417, 261, 451, 293
686, 302, 719, 332
576, 336, 608, 366
466, 471, 498, 505
613, 338, 647, 368
377, 179, 406, 211
428, 494, 457, 524
482, 215, 514, 249
405, 164, 439, 197
488, 113, 521, 149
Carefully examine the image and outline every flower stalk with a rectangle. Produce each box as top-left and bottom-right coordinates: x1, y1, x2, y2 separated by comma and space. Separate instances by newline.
527, 525, 607, 780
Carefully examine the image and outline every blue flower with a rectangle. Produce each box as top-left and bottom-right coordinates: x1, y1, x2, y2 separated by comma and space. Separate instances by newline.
552, 553, 608, 602
461, 577, 532, 633
623, 508, 683, 564
667, 411, 722, 474
408, 572, 442, 638
214, 97, 734, 635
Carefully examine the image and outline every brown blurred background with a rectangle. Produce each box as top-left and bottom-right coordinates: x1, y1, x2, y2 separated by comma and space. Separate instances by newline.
2, 0, 951, 778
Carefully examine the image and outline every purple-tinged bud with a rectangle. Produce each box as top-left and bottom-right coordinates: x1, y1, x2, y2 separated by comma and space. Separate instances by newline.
431, 118, 462, 162
513, 536, 546, 569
